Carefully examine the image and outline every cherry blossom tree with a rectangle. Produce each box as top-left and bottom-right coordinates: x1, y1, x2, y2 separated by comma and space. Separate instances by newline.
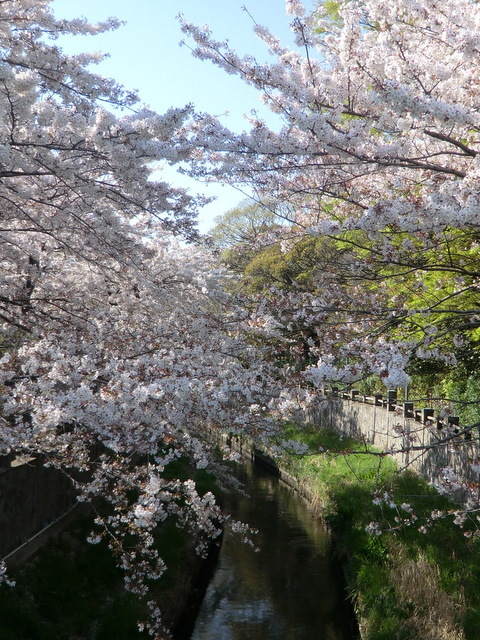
4, 0, 480, 630
0, 2, 283, 636
180, 0, 480, 391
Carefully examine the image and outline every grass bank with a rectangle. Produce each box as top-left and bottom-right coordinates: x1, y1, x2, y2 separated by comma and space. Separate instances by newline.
0, 463, 220, 640
276, 423, 480, 640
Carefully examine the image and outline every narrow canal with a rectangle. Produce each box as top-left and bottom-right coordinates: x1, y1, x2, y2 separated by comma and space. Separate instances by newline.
189, 460, 358, 640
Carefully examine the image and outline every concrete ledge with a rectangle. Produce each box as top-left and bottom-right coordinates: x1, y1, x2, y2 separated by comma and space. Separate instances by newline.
3, 502, 91, 569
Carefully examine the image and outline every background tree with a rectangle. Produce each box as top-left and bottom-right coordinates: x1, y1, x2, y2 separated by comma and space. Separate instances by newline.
209, 194, 360, 374
209, 198, 278, 249
208, 198, 288, 274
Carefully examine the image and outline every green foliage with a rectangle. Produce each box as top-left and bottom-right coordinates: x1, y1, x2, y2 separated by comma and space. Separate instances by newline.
314, 0, 348, 32
441, 373, 480, 426
404, 354, 480, 426
162, 456, 221, 499
282, 420, 359, 452
378, 229, 480, 359
96, 596, 149, 640
193, 467, 222, 498
321, 0, 344, 25
209, 199, 278, 250
353, 375, 385, 397
321, 224, 480, 415
0, 517, 150, 640
208, 199, 282, 274
244, 234, 338, 293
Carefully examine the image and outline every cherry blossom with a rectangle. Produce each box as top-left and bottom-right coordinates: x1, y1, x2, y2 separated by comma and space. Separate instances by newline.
0, 3, 283, 636
180, 0, 480, 388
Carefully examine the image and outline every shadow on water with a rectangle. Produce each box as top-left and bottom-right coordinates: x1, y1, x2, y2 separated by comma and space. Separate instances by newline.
189, 461, 359, 640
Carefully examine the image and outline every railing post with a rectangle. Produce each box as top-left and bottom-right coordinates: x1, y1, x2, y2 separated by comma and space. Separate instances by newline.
448, 416, 460, 435
387, 389, 397, 412
404, 401, 414, 418
422, 408, 434, 424
373, 393, 383, 407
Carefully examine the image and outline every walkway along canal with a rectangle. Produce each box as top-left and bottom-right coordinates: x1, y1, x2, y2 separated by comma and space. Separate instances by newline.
188, 458, 359, 640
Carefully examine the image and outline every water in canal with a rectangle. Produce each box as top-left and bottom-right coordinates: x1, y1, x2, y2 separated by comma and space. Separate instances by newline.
190, 461, 358, 640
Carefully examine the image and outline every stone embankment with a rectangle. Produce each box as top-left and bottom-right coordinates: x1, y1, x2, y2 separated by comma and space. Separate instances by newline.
305, 388, 480, 493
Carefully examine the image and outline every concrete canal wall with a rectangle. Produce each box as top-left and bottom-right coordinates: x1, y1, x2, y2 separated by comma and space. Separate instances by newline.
0, 454, 77, 566
305, 389, 480, 492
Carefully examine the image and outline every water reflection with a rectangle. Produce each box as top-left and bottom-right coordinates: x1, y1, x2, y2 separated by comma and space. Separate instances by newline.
190, 463, 357, 640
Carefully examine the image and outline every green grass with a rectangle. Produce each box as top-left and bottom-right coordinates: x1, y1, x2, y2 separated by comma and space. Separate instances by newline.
277, 422, 480, 640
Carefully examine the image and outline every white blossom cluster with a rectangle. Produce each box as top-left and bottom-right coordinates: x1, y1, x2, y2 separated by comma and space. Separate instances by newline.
0, 3, 288, 635
179, 0, 480, 390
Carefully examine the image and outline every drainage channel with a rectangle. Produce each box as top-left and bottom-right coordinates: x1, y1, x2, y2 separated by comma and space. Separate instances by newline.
188, 459, 358, 640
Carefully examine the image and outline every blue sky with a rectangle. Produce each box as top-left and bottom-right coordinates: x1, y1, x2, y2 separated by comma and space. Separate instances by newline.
52, 0, 313, 232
